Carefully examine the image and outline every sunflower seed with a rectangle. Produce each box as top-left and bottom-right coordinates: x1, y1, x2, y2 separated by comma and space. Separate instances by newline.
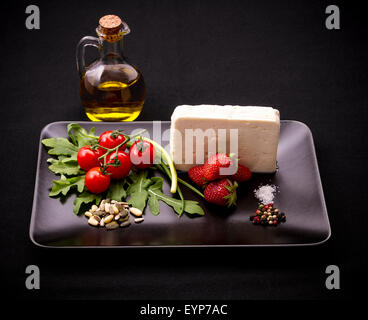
99, 201, 105, 211
112, 205, 119, 214
109, 205, 115, 215
105, 221, 119, 230
120, 208, 129, 217
92, 215, 101, 222
104, 203, 110, 213
100, 219, 105, 227
115, 203, 124, 211
114, 214, 121, 221
134, 217, 144, 223
88, 217, 99, 226
91, 205, 98, 212
94, 210, 104, 217
120, 221, 131, 228
85, 211, 92, 218
119, 215, 130, 222
130, 207, 142, 217
103, 214, 114, 224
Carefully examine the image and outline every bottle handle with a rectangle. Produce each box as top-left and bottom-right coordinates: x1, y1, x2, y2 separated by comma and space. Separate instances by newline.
76, 36, 99, 78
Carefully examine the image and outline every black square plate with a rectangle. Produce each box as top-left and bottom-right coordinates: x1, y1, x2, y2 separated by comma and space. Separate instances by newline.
30, 120, 330, 248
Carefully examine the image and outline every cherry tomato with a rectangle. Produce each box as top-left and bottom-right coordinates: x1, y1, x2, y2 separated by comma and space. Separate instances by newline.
130, 140, 156, 169
85, 167, 111, 194
77, 145, 102, 171
98, 130, 127, 155
105, 150, 132, 180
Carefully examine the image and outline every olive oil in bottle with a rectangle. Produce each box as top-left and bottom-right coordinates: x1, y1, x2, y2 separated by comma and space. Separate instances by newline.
77, 15, 145, 121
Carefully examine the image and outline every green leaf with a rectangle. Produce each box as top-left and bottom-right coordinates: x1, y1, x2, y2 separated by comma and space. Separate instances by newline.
47, 158, 83, 176
126, 171, 153, 212
67, 123, 98, 147
73, 191, 102, 214
42, 138, 79, 156
49, 175, 85, 197
58, 154, 78, 163
180, 200, 205, 216
147, 177, 163, 215
106, 180, 127, 201
147, 177, 204, 216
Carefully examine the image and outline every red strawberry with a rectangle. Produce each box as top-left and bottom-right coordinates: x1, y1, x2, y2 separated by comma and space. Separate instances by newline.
188, 165, 207, 187
232, 164, 252, 182
202, 153, 235, 181
204, 178, 238, 207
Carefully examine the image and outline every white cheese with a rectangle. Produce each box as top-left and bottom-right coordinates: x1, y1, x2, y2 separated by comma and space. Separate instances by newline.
170, 105, 280, 172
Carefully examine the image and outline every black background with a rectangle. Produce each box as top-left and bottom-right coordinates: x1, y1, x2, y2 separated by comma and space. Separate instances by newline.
1, 0, 367, 300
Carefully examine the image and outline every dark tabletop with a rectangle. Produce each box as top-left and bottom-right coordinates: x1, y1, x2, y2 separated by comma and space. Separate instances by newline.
1, 0, 366, 300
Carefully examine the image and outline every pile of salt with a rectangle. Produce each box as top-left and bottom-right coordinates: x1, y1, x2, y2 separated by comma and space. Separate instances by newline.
254, 185, 277, 205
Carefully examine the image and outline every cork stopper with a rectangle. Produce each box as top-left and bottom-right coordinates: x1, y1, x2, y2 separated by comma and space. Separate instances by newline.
97, 14, 130, 42
99, 15, 122, 35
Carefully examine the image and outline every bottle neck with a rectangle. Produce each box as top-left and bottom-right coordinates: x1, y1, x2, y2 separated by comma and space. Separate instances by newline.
99, 37, 125, 61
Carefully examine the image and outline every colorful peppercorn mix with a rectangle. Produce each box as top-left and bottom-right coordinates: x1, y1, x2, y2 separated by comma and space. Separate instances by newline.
249, 203, 286, 226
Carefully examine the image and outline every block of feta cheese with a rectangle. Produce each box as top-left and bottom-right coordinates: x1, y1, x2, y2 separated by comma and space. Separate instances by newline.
170, 105, 280, 172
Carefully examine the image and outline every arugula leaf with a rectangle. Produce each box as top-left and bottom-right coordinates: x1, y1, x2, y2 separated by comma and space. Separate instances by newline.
147, 177, 204, 216
47, 158, 83, 176
147, 177, 163, 215
126, 171, 153, 212
49, 175, 85, 197
180, 200, 205, 216
67, 123, 98, 147
106, 179, 127, 201
42, 138, 79, 156
73, 191, 102, 214
58, 154, 78, 162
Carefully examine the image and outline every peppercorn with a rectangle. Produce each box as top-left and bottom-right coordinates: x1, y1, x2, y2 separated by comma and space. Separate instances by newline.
250, 204, 286, 227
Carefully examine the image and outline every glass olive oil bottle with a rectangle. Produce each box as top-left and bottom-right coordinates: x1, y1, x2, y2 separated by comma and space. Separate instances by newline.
77, 15, 145, 121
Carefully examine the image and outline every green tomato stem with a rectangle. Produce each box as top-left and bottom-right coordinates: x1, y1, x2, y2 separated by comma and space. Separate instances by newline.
96, 129, 147, 163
